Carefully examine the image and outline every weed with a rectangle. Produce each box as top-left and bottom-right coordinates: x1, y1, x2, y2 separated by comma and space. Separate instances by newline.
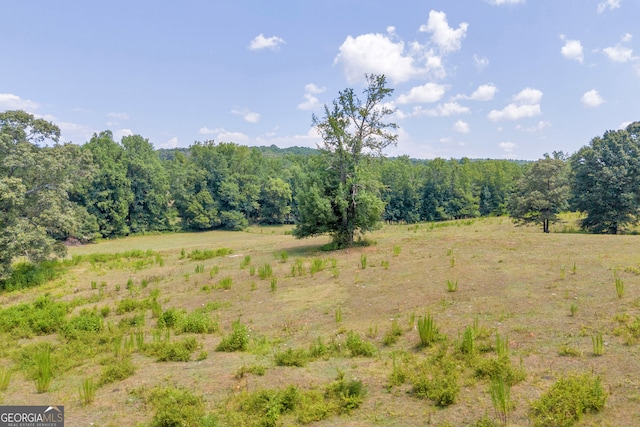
572, 261, 577, 274
446, 279, 458, 292
210, 265, 219, 277
417, 314, 439, 347
34, 345, 53, 393
250, 282, 257, 291
495, 333, 509, 358
570, 303, 579, 317
411, 354, 460, 407
393, 245, 401, 257
236, 364, 267, 378
0, 366, 11, 391
195, 264, 204, 274
177, 310, 218, 334
270, 277, 277, 293
216, 320, 249, 352
291, 258, 306, 276
134, 386, 205, 427
218, 277, 233, 290
360, 254, 367, 269
126, 278, 134, 290
310, 258, 325, 275
558, 345, 582, 357
447, 248, 454, 256
335, 307, 342, 323
383, 319, 403, 346
180, 248, 186, 259
616, 276, 625, 299
560, 266, 565, 280
381, 260, 389, 269
279, 251, 289, 263
450, 257, 456, 268
592, 333, 604, 356
258, 263, 273, 280
100, 356, 136, 385
152, 337, 200, 362
529, 373, 607, 426
241, 255, 251, 268
489, 375, 512, 427
274, 348, 309, 367
345, 331, 376, 357
91, 280, 97, 290
79, 378, 96, 405
326, 370, 367, 413
459, 326, 476, 358
249, 265, 256, 276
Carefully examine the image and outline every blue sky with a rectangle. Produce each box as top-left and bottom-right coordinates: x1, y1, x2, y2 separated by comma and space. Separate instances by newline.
1, 0, 638, 160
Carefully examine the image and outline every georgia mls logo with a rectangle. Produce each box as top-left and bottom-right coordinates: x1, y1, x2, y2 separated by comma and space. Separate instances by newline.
0, 405, 64, 427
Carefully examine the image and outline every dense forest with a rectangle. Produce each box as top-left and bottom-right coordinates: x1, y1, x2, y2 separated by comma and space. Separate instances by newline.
1, 108, 640, 285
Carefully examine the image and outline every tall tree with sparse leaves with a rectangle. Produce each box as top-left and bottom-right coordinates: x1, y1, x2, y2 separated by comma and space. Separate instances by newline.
294, 74, 398, 248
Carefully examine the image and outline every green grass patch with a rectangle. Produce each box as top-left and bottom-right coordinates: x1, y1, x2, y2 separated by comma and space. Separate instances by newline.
187, 248, 233, 261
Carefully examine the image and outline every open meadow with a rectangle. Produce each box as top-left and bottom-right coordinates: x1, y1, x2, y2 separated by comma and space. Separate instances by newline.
1, 216, 640, 426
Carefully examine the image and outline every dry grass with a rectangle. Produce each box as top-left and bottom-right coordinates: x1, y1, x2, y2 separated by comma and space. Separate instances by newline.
2, 217, 640, 425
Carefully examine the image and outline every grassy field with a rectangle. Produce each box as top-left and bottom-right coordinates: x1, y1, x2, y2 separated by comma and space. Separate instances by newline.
1, 217, 640, 426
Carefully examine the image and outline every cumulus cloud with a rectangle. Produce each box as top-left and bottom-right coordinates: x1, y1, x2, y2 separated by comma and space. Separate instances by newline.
410, 102, 470, 118
334, 10, 467, 84
488, 88, 543, 121
560, 35, 584, 63
397, 82, 448, 104
249, 34, 285, 51
473, 55, 490, 72
581, 89, 604, 107
298, 83, 326, 110
0, 93, 39, 111
516, 121, 551, 132
107, 112, 130, 121
499, 141, 517, 154
453, 120, 470, 133
455, 83, 497, 101
597, 0, 621, 13
487, 0, 525, 5
603, 33, 635, 62
199, 126, 250, 143
231, 108, 260, 123
419, 10, 468, 54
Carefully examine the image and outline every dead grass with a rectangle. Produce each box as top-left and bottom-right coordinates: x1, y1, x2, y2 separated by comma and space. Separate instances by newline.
1, 217, 640, 425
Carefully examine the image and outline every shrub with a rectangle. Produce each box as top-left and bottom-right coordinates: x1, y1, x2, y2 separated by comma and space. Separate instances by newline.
258, 263, 273, 280
137, 386, 205, 427
100, 355, 136, 385
529, 373, 607, 427
177, 310, 218, 334
0, 295, 68, 337
157, 308, 181, 329
153, 337, 200, 362
1, 260, 62, 291
325, 371, 367, 413
62, 310, 104, 339
216, 320, 249, 352
411, 356, 459, 407
274, 348, 309, 367
345, 331, 376, 357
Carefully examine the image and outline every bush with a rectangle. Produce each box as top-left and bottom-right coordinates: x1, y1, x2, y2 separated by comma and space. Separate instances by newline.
325, 371, 367, 413
0, 295, 68, 337
345, 331, 376, 357
274, 348, 309, 367
153, 337, 200, 362
99, 355, 136, 385
137, 386, 205, 427
529, 372, 607, 427
62, 310, 104, 339
177, 310, 218, 334
1, 261, 62, 291
187, 248, 233, 261
216, 320, 249, 352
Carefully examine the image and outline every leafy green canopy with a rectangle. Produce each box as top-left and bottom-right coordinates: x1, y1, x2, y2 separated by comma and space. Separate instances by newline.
294, 74, 398, 248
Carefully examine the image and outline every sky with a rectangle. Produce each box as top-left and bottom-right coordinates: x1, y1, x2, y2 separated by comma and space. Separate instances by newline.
1, 0, 638, 160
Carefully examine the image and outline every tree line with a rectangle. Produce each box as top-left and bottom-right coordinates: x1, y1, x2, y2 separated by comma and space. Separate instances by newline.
1, 88, 639, 282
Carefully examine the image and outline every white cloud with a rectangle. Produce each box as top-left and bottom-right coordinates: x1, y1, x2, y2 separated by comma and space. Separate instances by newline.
581, 89, 604, 107
298, 84, 326, 110
487, 0, 525, 5
603, 33, 635, 63
199, 126, 250, 143
419, 10, 468, 54
499, 142, 517, 155
455, 83, 497, 101
488, 87, 543, 121
560, 35, 584, 63
115, 129, 133, 140
516, 121, 551, 132
410, 102, 470, 118
397, 82, 448, 104
231, 108, 260, 123
453, 120, 470, 133
335, 32, 443, 84
473, 54, 490, 71
335, 11, 467, 84
597, 0, 621, 14
249, 34, 285, 51
0, 93, 39, 111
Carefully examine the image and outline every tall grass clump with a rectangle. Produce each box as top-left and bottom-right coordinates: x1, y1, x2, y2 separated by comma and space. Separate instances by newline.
615, 276, 625, 298
0, 366, 11, 391
290, 258, 306, 276
592, 333, 604, 356
258, 263, 273, 280
360, 254, 367, 269
79, 378, 96, 405
490, 375, 512, 427
217, 277, 233, 290
392, 245, 401, 257
34, 345, 53, 393
310, 258, 325, 275
446, 279, 458, 292
240, 255, 251, 268
495, 333, 509, 358
417, 314, 439, 347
